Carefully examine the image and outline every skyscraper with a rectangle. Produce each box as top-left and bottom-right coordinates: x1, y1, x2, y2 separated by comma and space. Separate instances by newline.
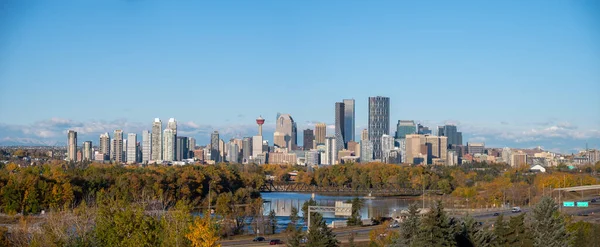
438, 125, 461, 148
168, 118, 177, 159
142, 130, 151, 164
368, 96, 390, 160
274, 114, 296, 150
381, 134, 395, 161
176, 136, 189, 161
252, 135, 263, 158
188, 137, 196, 151
227, 141, 239, 163
405, 134, 425, 165
242, 137, 252, 163
417, 124, 431, 135
314, 123, 326, 145
99, 132, 110, 160
82, 141, 92, 161
360, 140, 373, 163
113, 130, 124, 163
151, 118, 162, 161
334, 102, 345, 152
303, 129, 314, 150
324, 136, 336, 165
127, 133, 137, 163
67, 130, 77, 161
211, 131, 220, 162
343, 99, 355, 143
162, 129, 175, 162
395, 120, 416, 139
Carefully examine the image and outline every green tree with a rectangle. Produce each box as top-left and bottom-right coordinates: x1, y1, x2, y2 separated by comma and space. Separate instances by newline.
161, 200, 192, 247
506, 213, 532, 246
287, 207, 300, 232
346, 197, 364, 226
94, 193, 162, 247
396, 203, 420, 246
530, 197, 569, 247
306, 212, 339, 247
268, 210, 277, 235
302, 198, 317, 222
414, 200, 456, 247
493, 214, 509, 246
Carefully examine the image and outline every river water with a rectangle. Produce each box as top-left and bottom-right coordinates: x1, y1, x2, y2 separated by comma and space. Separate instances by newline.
257, 192, 426, 233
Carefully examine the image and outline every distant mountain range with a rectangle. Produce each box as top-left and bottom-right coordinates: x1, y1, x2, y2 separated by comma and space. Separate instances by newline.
0, 137, 65, 147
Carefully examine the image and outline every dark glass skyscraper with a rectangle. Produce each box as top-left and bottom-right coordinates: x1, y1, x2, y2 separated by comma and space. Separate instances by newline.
210, 131, 220, 162
438, 125, 462, 148
176, 136, 189, 160
303, 129, 314, 150
368, 96, 390, 160
334, 102, 345, 153
395, 120, 416, 139
343, 99, 355, 145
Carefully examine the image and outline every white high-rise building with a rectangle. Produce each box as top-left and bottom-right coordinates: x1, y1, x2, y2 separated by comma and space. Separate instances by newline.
381, 134, 395, 157
67, 130, 77, 161
99, 133, 110, 160
151, 118, 162, 161
252, 135, 264, 158
112, 130, 124, 163
142, 130, 152, 164
82, 141, 92, 161
188, 137, 196, 151
127, 133, 137, 163
324, 136, 337, 165
163, 129, 176, 162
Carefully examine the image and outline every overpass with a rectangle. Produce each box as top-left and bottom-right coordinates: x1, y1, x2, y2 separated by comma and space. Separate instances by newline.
554, 185, 600, 192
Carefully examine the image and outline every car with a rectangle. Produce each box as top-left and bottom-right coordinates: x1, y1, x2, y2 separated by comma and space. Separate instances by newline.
577, 212, 589, 216
493, 212, 500, 216
270, 239, 283, 245
511, 207, 521, 213
389, 223, 400, 228
591, 199, 597, 203
253, 236, 265, 242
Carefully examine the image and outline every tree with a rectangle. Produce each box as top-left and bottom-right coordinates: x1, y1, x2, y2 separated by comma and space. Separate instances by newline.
347, 197, 364, 226
186, 211, 221, 247
493, 214, 509, 246
414, 200, 456, 247
397, 203, 420, 246
506, 213, 532, 246
306, 212, 339, 247
161, 200, 192, 247
302, 198, 317, 222
456, 215, 495, 247
530, 197, 569, 247
268, 210, 277, 235
287, 207, 300, 232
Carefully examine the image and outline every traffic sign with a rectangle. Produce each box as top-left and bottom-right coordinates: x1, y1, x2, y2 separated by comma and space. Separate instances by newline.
563, 201, 575, 207
577, 202, 589, 207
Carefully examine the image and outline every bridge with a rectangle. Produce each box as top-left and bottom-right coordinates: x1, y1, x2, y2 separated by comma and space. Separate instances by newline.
259, 182, 441, 196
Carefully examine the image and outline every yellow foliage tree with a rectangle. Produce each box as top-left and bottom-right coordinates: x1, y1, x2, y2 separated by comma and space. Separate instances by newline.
186, 212, 221, 247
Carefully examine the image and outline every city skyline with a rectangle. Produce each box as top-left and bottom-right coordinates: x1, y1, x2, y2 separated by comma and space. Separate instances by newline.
0, 1, 599, 153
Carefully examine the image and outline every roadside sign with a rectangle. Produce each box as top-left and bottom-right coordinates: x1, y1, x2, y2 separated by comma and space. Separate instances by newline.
563, 201, 575, 207
577, 202, 589, 207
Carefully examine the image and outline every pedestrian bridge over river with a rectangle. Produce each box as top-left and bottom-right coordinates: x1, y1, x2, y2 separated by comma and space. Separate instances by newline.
259, 181, 442, 196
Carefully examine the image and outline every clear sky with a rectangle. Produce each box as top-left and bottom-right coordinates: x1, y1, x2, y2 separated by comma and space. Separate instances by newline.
0, 0, 599, 152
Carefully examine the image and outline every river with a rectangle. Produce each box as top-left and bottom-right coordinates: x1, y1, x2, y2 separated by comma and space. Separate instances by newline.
256, 192, 427, 233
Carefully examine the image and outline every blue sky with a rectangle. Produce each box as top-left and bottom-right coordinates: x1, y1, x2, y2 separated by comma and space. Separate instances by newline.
0, 0, 599, 153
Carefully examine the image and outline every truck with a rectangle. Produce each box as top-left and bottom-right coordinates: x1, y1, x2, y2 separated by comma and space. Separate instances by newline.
511, 207, 521, 213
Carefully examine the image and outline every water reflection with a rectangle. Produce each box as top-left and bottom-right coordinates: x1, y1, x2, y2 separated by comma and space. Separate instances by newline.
261, 192, 424, 219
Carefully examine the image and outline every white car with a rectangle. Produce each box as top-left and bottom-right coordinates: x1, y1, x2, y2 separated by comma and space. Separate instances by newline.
511, 207, 521, 213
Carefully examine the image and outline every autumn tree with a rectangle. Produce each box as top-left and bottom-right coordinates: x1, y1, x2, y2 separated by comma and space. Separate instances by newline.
186, 211, 221, 247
